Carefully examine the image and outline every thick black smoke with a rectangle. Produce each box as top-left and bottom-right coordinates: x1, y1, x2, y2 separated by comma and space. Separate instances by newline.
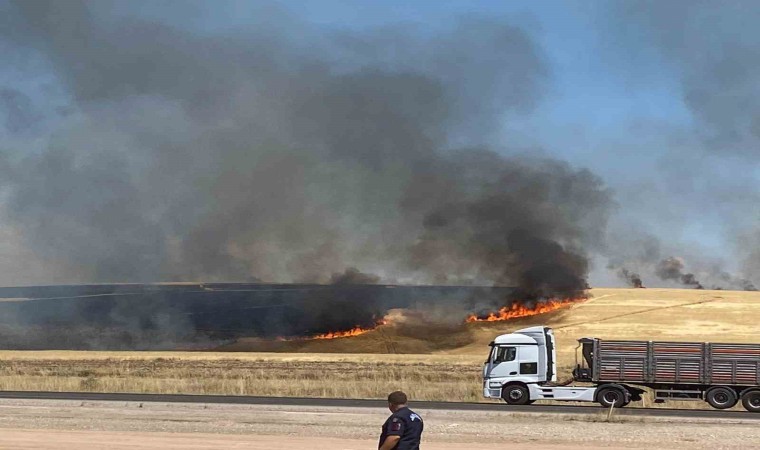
605, 227, 756, 291
0, 1, 611, 296
0, 1, 618, 347
293, 268, 385, 335
616, 268, 644, 288
655, 257, 703, 290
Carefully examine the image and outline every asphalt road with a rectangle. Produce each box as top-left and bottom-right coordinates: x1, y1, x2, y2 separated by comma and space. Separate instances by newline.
0, 391, 757, 420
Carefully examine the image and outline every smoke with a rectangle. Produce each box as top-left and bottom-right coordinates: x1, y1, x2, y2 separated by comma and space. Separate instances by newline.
0, 0, 611, 304
604, 215, 758, 291
713, 270, 757, 292
740, 229, 760, 291
0, 286, 214, 350
329, 267, 381, 285
291, 268, 385, 336
0, 88, 39, 134
616, 268, 644, 288
599, 1, 760, 289
1, 2, 756, 351
0, 1, 619, 346
610, 0, 760, 156
655, 257, 703, 289
604, 230, 657, 289
405, 153, 608, 299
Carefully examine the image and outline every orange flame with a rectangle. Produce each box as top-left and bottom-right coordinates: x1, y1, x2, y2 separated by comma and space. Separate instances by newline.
311, 325, 374, 340
280, 319, 388, 341
465, 298, 580, 322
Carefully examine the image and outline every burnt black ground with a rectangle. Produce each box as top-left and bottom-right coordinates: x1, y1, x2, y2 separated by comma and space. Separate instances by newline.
0, 283, 514, 349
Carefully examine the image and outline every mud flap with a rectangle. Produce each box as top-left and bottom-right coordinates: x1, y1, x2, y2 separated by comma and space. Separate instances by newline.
622, 385, 645, 402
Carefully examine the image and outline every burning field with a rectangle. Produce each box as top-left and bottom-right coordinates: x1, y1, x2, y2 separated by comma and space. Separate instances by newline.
277, 297, 581, 344
1, 283, 756, 360
0, 288, 758, 403
4, 1, 757, 359
465, 298, 581, 323
219, 287, 760, 358
0, 285, 587, 403
0, 282, 584, 350
2, 0, 760, 415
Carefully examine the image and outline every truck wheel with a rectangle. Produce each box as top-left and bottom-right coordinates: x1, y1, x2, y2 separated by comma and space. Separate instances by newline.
705, 387, 738, 409
501, 384, 531, 405
741, 390, 760, 412
596, 386, 627, 408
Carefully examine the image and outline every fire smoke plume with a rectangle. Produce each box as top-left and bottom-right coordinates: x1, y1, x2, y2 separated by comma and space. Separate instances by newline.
605, 232, 755, 292
655, 257, 703, 289
617, 268, 644, 288
604, 1, 760, 290
287, 268, 386, 338
0, 1, 614, 344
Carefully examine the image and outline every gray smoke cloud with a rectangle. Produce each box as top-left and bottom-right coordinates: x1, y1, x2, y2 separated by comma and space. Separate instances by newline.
604, 229, 755, 291
0, 88, 40, 134
655, 257, 703, 290
0, 1, 611, 307
741, 230, 760, 291
291, 268, 385, 336
611, 0, 760, 156
600, 0, 760, 289
616, 268, 644, 288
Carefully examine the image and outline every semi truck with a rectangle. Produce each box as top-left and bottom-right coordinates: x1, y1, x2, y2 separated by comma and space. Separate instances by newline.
482, 326, 760, 412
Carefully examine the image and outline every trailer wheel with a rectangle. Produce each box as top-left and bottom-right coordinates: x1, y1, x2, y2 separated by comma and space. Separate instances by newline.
741, 390, 760, 412
596, 386, 628, 408
501, 384, 531, 405
705, 387, 738, 409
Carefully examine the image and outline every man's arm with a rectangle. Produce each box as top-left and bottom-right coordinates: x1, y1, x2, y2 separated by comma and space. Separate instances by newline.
379, 435, 401, 450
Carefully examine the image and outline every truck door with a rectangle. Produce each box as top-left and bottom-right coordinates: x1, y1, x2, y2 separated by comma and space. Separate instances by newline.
543, 327, 557, 382
487, 345, 519, 379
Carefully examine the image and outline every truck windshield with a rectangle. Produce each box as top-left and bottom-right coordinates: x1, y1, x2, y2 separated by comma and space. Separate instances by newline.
494, 346, 516, 363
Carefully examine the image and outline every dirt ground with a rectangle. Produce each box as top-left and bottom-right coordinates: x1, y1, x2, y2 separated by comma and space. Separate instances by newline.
0, 399, 756, 449
0, 430, 634, 450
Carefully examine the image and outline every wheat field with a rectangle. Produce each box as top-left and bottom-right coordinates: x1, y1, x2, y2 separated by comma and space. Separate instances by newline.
0, 353, 485, 401
0, 288, 758, 403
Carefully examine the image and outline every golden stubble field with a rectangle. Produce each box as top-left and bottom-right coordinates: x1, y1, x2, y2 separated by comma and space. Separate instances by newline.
0, 288, 758, 402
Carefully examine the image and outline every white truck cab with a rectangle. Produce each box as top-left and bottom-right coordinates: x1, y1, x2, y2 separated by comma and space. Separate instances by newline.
483, 326, 555, 386
483, 326, 599, 405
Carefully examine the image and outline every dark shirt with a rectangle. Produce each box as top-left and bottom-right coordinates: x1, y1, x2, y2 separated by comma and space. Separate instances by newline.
378, 406, 423, 450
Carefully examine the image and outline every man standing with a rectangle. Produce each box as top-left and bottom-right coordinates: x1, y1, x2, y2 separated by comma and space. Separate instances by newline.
379, 391, 424, 450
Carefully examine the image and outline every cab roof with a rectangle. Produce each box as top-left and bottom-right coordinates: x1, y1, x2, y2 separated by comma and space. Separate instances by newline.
493, 333, 538, 345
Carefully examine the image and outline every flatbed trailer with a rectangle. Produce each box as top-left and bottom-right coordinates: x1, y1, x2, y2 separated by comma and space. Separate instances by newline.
482, 326, 760, 411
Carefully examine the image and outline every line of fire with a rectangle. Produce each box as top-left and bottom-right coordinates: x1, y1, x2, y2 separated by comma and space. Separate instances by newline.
0, 283, 581, 349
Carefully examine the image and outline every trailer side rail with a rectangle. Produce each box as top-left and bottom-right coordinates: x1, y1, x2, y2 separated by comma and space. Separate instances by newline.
593, 339, 760, 386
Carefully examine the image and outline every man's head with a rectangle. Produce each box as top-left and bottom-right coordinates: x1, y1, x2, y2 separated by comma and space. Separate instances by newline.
387, 391, 408, 412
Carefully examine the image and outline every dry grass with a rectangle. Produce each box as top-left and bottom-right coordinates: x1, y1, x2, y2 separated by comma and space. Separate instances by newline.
1, 288, 759, 405
0, 355, 736, 408
0, 353, 485, 401
454, 288, 760, 366
218, 288, 760, 367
